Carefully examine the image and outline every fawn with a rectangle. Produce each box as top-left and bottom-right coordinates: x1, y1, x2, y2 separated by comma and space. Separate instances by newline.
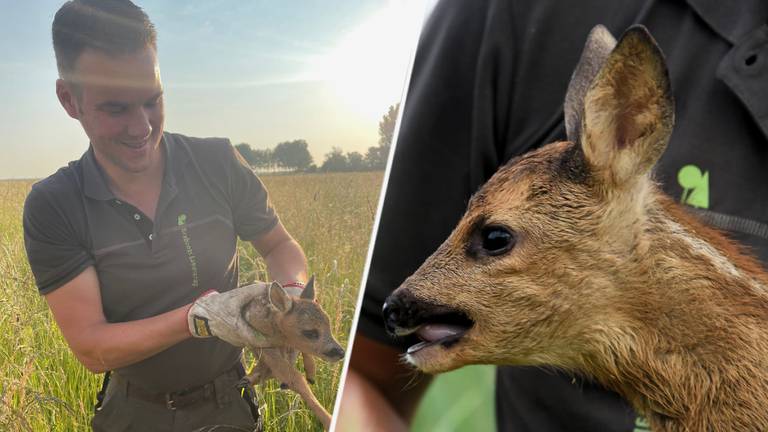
383, 25, 768, 431
240, 276, 345, 430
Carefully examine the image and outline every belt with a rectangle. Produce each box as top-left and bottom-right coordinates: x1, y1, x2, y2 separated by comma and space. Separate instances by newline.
117, 363, 243, 410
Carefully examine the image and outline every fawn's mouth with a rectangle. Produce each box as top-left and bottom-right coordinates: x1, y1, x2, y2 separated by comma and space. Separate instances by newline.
399, 310, 475, 354
383, 292, 475, 363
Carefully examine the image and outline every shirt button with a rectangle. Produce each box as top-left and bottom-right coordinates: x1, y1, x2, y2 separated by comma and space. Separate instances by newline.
134, 213, 141, 221
148, 233, 154, 240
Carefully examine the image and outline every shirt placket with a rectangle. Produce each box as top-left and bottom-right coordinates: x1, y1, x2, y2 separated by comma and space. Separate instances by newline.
109, 199, 155, 248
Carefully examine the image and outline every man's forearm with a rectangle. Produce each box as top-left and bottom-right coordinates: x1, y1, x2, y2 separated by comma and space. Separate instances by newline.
70, 303, 192, 373
338, 334, 433, 430
44, 266, 195, 374
337, 368, 410, 432
261, 238, 308, 285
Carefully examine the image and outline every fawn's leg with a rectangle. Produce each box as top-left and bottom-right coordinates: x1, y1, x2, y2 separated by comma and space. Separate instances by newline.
262, 349, 332, 430
241, 348, 272, 387
302, 352, 317, 384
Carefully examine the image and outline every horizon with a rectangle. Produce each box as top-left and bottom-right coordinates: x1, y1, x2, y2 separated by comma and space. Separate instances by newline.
0, 1, 426, 180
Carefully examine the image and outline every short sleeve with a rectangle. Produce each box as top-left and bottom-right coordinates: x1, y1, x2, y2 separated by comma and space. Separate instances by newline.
23, 186, 94, 295
224, 142, 280, 240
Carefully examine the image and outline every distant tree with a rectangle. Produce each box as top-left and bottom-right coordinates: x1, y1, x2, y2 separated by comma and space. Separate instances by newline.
321, 147, 348, 172
347, 151, 366, 171
365, 145, 388, 170
378, 103, 399, 147
365, 103, 400, 170
235, 143, 256, 166
305, 164, 318, 173
252, 148, 274, 171
273, 139, 313, 171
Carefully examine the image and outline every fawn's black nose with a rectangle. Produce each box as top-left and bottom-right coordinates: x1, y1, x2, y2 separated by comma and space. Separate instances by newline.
382, 297, 400, 336
383, 292, 423, 336
325, 347, 345, 361
384, 290, 466, 336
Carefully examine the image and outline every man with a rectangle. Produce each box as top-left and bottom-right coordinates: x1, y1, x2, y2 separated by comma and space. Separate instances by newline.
23, 1, 307, 430
341, 0, 768, 430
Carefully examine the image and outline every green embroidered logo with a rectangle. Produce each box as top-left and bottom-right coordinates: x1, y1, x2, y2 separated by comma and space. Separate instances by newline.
178, 213, 198, 288
677, 164, 709, 209
633, 415, 651, 432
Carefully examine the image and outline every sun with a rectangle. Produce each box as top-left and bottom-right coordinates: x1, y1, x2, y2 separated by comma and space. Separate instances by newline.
312, 1, 428, 122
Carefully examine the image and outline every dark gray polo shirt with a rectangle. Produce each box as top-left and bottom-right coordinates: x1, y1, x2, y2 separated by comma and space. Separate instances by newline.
360, 0, 768, 430
23, 132, 278, 392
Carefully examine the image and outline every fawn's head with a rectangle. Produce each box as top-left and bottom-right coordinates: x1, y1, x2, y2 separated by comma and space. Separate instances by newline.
261, 276, 345, 362
383, 25, 674, 373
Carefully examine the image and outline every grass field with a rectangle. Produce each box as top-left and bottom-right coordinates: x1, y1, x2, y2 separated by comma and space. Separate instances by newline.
412, 366, 496, 432
0, 171, 383, 432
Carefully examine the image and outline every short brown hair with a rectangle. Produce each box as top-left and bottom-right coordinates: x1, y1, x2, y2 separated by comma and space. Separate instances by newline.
52, 0, 157, 79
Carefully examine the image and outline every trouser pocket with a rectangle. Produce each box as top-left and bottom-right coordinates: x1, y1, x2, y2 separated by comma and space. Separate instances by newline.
91, 376, 134, 432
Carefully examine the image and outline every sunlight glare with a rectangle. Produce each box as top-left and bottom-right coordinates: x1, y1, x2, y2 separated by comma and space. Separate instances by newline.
312, 1, 426, 121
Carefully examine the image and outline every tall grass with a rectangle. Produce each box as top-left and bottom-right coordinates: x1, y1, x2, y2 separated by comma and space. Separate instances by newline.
0, 172, 382, 431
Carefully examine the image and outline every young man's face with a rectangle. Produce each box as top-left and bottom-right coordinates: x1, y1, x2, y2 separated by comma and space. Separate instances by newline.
58, 45, 165, 176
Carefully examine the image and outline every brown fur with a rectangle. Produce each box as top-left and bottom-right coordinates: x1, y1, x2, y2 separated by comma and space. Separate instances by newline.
240, 278, 344, 430
384, 26, 768, 431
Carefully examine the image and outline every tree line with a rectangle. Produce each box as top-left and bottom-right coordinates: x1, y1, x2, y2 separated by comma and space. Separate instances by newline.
236, 104, 399, 173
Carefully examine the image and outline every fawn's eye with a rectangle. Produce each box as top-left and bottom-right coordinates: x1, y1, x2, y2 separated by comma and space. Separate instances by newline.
302, 329, 319, 340
479, 225, 515, 256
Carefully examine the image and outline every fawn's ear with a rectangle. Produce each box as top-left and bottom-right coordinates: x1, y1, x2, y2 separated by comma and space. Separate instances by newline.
300, 275, 316, 301
565, 25, 616, 143
580, 25, 674, 187
268, 281, 292, 313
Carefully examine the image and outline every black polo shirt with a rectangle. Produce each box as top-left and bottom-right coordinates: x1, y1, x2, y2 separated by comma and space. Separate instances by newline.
23, 132, 278, 392
359, 0, 768, 430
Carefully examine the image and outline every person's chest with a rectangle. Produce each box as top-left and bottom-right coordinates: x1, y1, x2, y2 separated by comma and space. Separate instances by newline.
84, 164, 240, 322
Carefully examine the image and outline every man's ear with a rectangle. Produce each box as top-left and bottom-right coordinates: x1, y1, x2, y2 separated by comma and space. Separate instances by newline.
56, 79, 81, 120
268, 281, 292, 313
580, 25, 674, 188
300, 275, 316, 301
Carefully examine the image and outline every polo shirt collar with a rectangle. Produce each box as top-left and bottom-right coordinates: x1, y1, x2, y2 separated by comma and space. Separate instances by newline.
82, 146, 114, 201
82, 133, 180, 201
687, 0, 768, 44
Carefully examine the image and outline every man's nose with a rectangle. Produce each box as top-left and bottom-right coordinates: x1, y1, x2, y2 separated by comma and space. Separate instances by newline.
127, 108, 152, 139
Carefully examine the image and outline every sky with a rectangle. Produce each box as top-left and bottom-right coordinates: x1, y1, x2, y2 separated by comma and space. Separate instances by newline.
0, 0, 427, 179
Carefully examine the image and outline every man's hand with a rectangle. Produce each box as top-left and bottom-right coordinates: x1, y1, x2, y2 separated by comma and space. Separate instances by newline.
187, 283, 273, 348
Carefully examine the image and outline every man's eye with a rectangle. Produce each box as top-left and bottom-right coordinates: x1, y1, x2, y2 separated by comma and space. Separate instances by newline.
102, 105, 126, 115
302, 329, 319, 340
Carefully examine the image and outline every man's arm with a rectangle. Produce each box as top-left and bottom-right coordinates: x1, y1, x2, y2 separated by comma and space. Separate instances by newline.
249, 221, 308, 285
44, 266, 192, 373
337, 334, 432, 432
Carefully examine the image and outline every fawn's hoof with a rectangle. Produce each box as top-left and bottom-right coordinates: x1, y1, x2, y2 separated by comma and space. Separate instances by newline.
235, 378, 251, 389
280, 383, 289, 390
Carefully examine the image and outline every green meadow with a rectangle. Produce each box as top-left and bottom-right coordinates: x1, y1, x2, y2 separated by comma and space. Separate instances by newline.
412, 365, 496, 432
0, 171, 382, 431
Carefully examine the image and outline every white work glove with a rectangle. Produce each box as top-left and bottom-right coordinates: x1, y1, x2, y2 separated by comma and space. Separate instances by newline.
187, 283, 272, 348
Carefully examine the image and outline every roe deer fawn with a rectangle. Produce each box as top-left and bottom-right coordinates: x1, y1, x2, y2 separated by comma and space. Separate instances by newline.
383, 25, 768, 431
240, 276, 345, 430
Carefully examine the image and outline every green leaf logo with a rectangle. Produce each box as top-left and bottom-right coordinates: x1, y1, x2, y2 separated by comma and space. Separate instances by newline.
633, 415, 651, 432
177, 214, 187, 226
678, 165, 709, 209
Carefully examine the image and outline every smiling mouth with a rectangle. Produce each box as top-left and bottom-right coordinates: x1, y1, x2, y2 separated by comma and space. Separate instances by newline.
122, 140, 148, 150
